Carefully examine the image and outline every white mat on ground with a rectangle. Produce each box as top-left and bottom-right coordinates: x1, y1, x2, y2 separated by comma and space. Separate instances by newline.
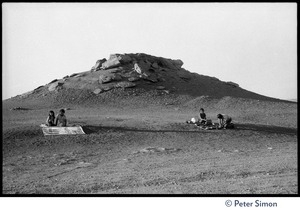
40, 124, 85, 135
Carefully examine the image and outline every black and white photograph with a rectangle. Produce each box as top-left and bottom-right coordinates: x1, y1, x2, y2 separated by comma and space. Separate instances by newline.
2, 2, 297, 202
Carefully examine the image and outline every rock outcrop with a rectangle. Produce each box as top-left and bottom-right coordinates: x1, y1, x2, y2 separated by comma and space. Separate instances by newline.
99, 73, 122, 84
115, 81, 136, 88
48, 81, 64, 92
54, 53, 186, 95
226, 81, 239, 88
12, 52, 280, 105
91, 58, 107, 71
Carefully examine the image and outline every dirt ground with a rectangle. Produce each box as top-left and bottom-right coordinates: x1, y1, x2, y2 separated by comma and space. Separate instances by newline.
2, 105, 297, 194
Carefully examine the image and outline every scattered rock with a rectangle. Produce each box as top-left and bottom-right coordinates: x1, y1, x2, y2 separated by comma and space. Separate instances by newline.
134, 60, 151, 76
106, 68, 121, 74
48, 79, 58, 84
128, 77, 140, 82
172, 59, 184, 68
91, 58, 107, 71
99, 73, 122, 84
151, 62, 159, 69
143, 75, 158, 83
133, 63, 143, 75
117, 54, 132, 64
69, 73, 79, 77
48, 81, 64, 92
48, 82, 59, 91
226, 81, 239, 88
100, 54, 133, 70
33, 85, 44, 91
159, 58, 179, 69
101, 56, 121, 69
93, 88, 104, 94
102, 86, 113, 91
115, 81, 136, 88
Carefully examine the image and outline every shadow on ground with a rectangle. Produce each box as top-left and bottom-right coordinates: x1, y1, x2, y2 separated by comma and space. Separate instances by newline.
82, 123, 297, 136
235, 123, 297, 135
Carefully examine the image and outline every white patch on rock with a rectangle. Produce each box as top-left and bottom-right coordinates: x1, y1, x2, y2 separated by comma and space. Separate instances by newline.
101, 57, 121, 69
48, 81, 64, 92
93, 88, 104, 94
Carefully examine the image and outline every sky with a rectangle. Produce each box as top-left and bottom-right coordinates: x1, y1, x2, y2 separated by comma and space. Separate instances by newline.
2, 3, 297, 100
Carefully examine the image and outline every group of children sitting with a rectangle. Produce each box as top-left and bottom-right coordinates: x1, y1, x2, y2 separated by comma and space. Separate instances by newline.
46, 109, 67, 127
45, 107, 233, 129
186, 108, 234, 129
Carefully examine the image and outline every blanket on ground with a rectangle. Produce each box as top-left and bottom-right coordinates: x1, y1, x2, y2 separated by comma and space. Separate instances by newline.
185, 120, 234, 130
40, 124, 85, 135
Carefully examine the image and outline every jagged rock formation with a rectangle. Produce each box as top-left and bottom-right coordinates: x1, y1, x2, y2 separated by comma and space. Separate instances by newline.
6, 52, 286, 108
46, 53, 187, 95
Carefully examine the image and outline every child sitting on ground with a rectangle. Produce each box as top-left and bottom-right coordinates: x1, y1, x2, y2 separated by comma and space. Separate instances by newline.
46, 110, 56, 126
217, 114, 234, 129
186, 108, 208, 125
199, 108, 207, 124
55, 109, 67, 127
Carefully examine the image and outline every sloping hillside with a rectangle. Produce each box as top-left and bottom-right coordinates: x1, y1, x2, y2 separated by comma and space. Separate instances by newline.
3, 53, 291, 109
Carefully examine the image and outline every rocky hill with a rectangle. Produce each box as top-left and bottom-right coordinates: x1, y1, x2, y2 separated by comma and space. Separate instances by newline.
4, 53, 290, 109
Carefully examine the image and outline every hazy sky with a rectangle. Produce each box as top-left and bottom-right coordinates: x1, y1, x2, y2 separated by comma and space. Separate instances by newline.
2, 3, 297, 100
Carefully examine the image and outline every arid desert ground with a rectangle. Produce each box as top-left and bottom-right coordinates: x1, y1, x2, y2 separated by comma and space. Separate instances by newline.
2, 53, 297, 194
2, 99, 297, 194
